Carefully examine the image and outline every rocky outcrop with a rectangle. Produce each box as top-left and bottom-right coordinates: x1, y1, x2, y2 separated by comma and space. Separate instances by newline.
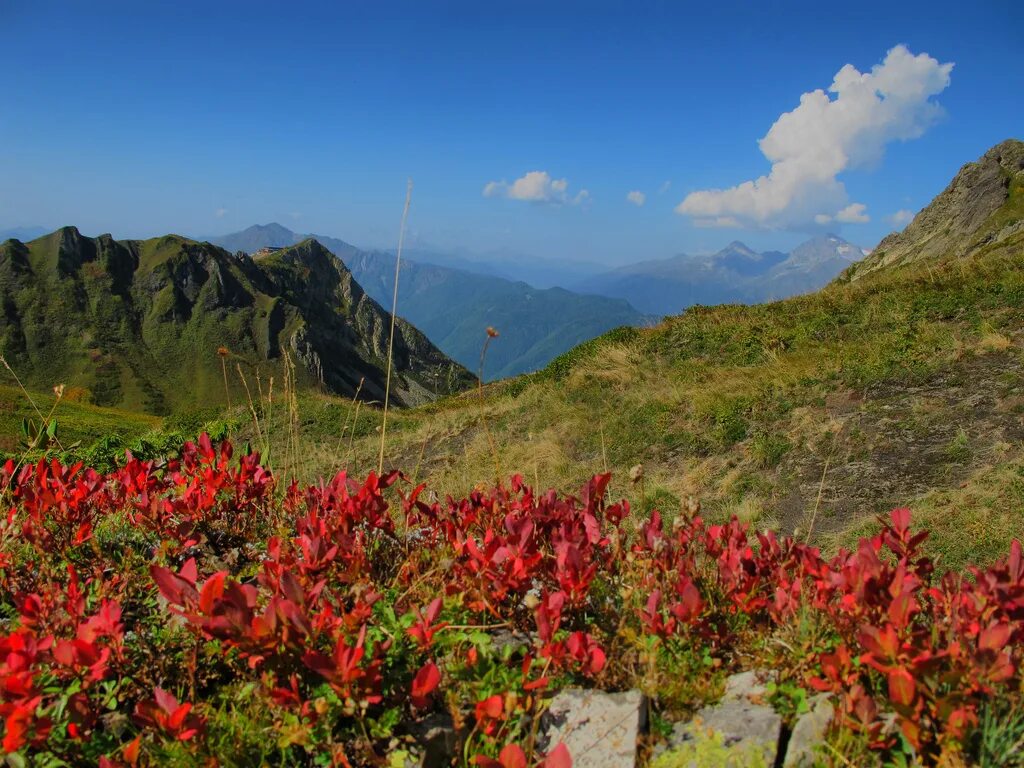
847, 139, 1024, 280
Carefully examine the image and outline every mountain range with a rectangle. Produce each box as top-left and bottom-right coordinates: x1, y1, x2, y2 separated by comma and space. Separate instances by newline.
211, 225, 648, 379
0, 229, 472, 413
575, 235, 870, 316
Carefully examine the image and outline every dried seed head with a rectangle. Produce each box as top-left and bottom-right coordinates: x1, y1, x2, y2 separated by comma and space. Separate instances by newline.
629, 464, 644, 484
486, 326, 499, 338
53, 384, 66, 399
217, 346, 230, 358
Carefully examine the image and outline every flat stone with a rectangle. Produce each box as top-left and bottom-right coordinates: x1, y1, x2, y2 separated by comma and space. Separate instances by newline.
783, 695, 834, 767
540, 688, 647, 768
670, 698, 782, 766
722, 670, 772, 703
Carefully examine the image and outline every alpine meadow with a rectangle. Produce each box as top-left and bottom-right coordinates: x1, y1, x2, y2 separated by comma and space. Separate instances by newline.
1, 3, 1023, 767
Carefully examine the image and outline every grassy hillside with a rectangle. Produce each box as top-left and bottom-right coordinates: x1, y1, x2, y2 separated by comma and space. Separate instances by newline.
232, 224, 1024, 571
0, 382, 160, 454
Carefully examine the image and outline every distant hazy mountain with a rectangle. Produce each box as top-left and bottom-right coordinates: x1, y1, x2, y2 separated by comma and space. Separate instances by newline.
576, 235, 868, 315
399, 245, 607, 289
211, 225, 648, 379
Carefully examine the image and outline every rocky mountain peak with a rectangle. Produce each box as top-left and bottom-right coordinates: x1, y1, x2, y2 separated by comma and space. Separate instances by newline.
847, 138, 1024, 279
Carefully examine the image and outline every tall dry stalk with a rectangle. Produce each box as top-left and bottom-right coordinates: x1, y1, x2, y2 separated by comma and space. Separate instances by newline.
335, 377, 364, 457
347, 398, 366, 475
217, 346, 232, 408
377, 178, 413, 475
236, 363, 266, 456
478, 327, 502, 483
279, 347, 301, 485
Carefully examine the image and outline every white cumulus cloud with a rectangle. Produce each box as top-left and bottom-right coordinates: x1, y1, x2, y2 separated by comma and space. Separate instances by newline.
626, 190, 646, 206
676, 45, 953, 230
887, 208, 915, 227
483, 170, 584, 205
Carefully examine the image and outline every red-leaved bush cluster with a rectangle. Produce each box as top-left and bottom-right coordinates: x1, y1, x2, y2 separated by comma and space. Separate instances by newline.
0, 435, 1021, 765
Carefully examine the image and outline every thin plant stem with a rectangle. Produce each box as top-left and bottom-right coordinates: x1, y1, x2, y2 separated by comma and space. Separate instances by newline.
236, 363, 265, 452
347, 399, 365, 474
220, 355, 231, 409
805, 454, 831, 544
600, 423, 609, 473
0, 357, 65, 451
335, 377, 364, 455
478, 331, 502, 484
378, 178, 413, 475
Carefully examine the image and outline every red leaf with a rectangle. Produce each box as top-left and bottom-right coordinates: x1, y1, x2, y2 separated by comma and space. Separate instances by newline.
890, 508, 911, 536
123, 735, 141, 766
544, 742, 573, 768
498, 745, 528, 768
979, 623, 1011, 652
887, 668, 916, 708
198, 572, 227, 614
411, 661, 441, 708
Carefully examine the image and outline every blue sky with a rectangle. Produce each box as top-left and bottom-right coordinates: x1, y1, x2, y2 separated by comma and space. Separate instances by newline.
2, 0, 1021, 265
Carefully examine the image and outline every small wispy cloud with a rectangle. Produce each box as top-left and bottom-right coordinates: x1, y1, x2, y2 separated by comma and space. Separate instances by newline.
676, 45, 953, 231
626, 190, 646, 207
886, 209, 915, 227
214, 207, 228, 219
659, 181, 671, 194
815, 203, 870, 225
483, 170, 586, 205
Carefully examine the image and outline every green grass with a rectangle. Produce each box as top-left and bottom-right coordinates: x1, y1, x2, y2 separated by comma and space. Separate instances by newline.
0, 383, 160, 455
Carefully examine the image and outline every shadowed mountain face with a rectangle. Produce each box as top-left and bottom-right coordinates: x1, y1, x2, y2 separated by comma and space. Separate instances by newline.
575, 236, 868, 316
212, 225, 649, 380
845, 139, 1024, 281
0, 229, 473, 413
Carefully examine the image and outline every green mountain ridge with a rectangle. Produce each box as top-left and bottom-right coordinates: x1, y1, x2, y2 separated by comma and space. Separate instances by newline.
0, 228, 473, 413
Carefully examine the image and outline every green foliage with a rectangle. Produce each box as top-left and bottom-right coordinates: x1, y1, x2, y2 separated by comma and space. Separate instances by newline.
638, 485, 682, 520
945, 427, 972, 464
972, 700, 1024, 767
706, 398, 750, 447
765, 679, 809, 722
750, 431, 791, 468
650, 726, 771, 768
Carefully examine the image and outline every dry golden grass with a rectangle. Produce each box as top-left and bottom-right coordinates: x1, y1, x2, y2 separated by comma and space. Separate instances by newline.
977, 330, 1013, 353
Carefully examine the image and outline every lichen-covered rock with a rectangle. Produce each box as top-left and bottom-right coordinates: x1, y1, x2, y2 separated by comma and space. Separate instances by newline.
661, 670, 781, 767
539, 688, 647, 768
784, 694, 834, 767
